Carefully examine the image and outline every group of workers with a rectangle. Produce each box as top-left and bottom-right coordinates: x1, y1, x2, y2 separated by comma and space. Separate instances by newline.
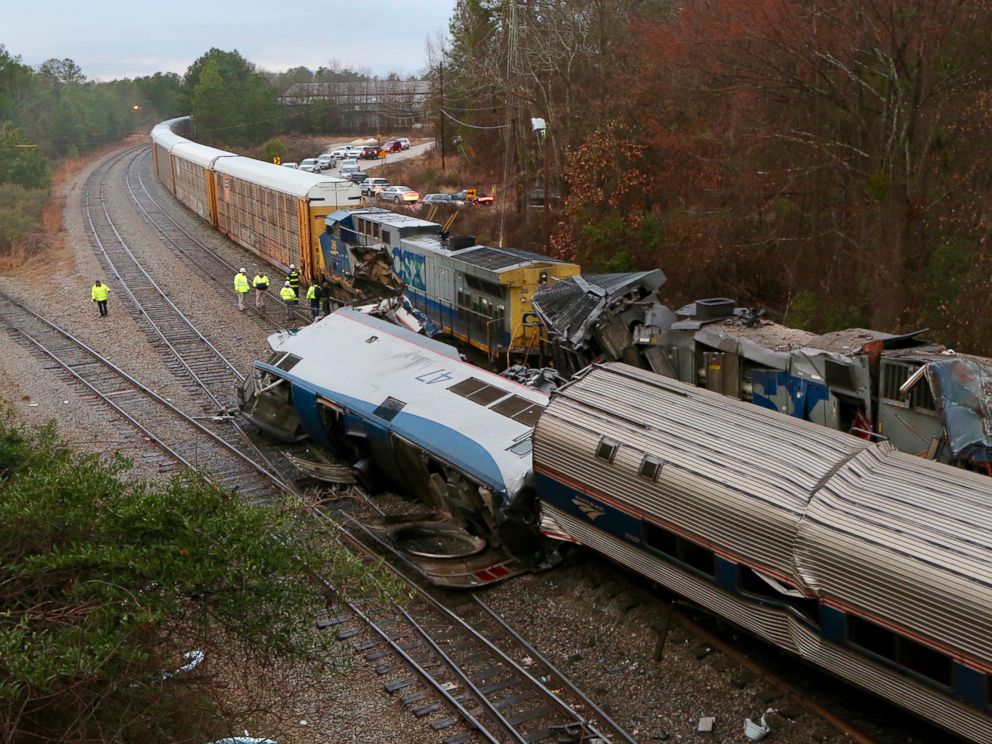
234, 264, 332, 322
90, 264, 333, 325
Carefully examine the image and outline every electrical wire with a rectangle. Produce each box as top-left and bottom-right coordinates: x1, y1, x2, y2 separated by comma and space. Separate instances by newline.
440, 108, 509, 130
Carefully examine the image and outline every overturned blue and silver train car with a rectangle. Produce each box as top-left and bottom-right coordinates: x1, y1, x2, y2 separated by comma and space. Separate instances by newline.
236, 308, 555, 586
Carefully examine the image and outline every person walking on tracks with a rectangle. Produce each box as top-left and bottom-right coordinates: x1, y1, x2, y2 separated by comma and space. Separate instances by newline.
252, 270, 270, 309
306, 282, 322, 321
234, 268, 251, 311
287, 263, 301, 297
280, 281, 298, 322
91, 280, 110, 317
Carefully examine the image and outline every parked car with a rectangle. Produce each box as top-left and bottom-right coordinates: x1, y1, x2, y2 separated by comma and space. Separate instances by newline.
348, 171, 369, 184
330, 147, 348, 159
359, 145, 380, 160
422, 193, 464, 206
379, 185, 420, 204
361, 177, 390, 196
299, 158, 319, 172
397, 137, 411, 150
340, 158, 358, 171
345, 146, 365, 159
382, 140, 402, 153
316, 154, 334, 171
280, 162, 299, 169
454, 189, 494, 205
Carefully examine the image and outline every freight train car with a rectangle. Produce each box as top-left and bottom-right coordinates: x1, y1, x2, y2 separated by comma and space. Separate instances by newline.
535, 363, 992, 743
321, 207, 580, 359
150, 117, 362, 281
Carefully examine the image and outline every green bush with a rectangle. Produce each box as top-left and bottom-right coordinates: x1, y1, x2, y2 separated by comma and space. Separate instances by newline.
0, 183, 47, 249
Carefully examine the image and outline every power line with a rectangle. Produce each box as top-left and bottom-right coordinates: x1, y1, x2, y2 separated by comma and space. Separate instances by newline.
440, 108, 509, 130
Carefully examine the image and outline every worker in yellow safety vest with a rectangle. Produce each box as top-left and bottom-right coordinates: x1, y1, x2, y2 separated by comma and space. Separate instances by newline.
279, 281, 297, 322
287, 264, 301, 295
234, 268, 251, 310
306, 283, 322, 321
91, 280, 110, 317
252, 271, 270, 309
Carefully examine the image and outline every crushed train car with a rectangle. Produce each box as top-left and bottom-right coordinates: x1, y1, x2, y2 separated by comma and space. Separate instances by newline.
236, 308, 557, 586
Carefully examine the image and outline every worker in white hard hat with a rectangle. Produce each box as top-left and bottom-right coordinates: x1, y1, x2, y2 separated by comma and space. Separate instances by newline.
234, 268, 250, 310
279, 280, 298, 321
287, 263, 300, 296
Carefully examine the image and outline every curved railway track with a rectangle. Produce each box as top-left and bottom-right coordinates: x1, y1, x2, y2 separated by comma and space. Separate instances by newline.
124, 147, 312, 329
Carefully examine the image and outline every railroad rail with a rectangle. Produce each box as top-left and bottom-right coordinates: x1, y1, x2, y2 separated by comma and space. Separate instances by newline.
0, 288, 286, 502
124, 147, 312, 328
318, 509, 636, 744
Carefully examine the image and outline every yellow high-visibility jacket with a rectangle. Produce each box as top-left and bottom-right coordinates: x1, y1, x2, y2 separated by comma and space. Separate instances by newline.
279, 286, 297, 302
234, 273, 250, 293
91, 284, 110, 301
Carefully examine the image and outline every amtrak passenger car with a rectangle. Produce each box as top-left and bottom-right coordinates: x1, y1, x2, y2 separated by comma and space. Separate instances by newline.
238, 308, 552, 576
321, 208, 580, 358
535, 363, 992, 743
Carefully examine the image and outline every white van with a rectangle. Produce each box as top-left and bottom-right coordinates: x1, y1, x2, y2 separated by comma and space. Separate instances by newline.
397, 137, 411, 150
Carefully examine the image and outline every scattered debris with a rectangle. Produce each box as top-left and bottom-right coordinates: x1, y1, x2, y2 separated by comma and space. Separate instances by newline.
697, 716, 715, 733
744, 709, 774, 741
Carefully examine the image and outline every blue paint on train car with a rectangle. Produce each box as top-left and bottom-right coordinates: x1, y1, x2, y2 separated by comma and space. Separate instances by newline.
819, 605, 846, 644
258, 362, 509, 494
954, 663, 986, 707
318, 230, 350, 277
715, 557, 738, 592
751, 370, 830, 420
291, 386, 329, 447
535, 470, 643, 546
392, 247, 426, 291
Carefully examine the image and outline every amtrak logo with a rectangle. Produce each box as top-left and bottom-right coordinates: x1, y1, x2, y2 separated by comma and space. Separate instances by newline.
574, 498, 605, 521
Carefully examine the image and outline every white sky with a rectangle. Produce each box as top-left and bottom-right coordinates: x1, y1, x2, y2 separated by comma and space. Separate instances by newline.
0, 0, 456, 80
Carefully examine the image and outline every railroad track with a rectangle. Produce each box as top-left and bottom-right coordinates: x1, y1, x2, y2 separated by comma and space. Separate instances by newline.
315, 509, 635, 744
124, 147, 312, 329
0, 288, 286, 502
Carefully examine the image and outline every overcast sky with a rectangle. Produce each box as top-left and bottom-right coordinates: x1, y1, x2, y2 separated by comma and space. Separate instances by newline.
1, 0, 457, 81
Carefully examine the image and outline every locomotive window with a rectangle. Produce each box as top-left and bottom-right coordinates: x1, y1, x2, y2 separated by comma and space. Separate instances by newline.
595, 437, 619, 463
266, 352, 301, 372
639, 455, 664, 481
824, 359, 856, 391
642, 521, 716, 579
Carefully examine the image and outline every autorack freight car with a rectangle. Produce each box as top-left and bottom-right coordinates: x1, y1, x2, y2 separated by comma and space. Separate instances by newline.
150, 117, 361, 281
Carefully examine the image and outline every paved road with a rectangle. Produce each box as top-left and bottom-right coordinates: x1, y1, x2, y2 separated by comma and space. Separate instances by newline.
314, 141, 434, 180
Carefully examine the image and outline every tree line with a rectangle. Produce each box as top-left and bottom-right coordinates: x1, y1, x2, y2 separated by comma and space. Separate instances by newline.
436, 0, 992, 352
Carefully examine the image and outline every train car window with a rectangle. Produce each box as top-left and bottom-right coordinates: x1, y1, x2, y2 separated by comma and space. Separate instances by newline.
639, 455, 664, 481
642, 521, 717, 579
372, 396, 406, 422
373, 223, 380, 240
596, 437, 619, 463
847, 614, 897, 661
266, 352, 301, 372
898, 635, 952, 687
880, 362, 936, 411
382, 230, 392, 245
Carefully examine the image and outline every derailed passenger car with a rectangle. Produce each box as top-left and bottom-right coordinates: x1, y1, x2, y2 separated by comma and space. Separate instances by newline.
535, 363, 992, 743
237, 308, 555, 586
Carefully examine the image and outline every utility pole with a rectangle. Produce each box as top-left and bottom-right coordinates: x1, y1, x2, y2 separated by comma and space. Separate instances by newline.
543, 130, 550, 243
439, 59, 446, 171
